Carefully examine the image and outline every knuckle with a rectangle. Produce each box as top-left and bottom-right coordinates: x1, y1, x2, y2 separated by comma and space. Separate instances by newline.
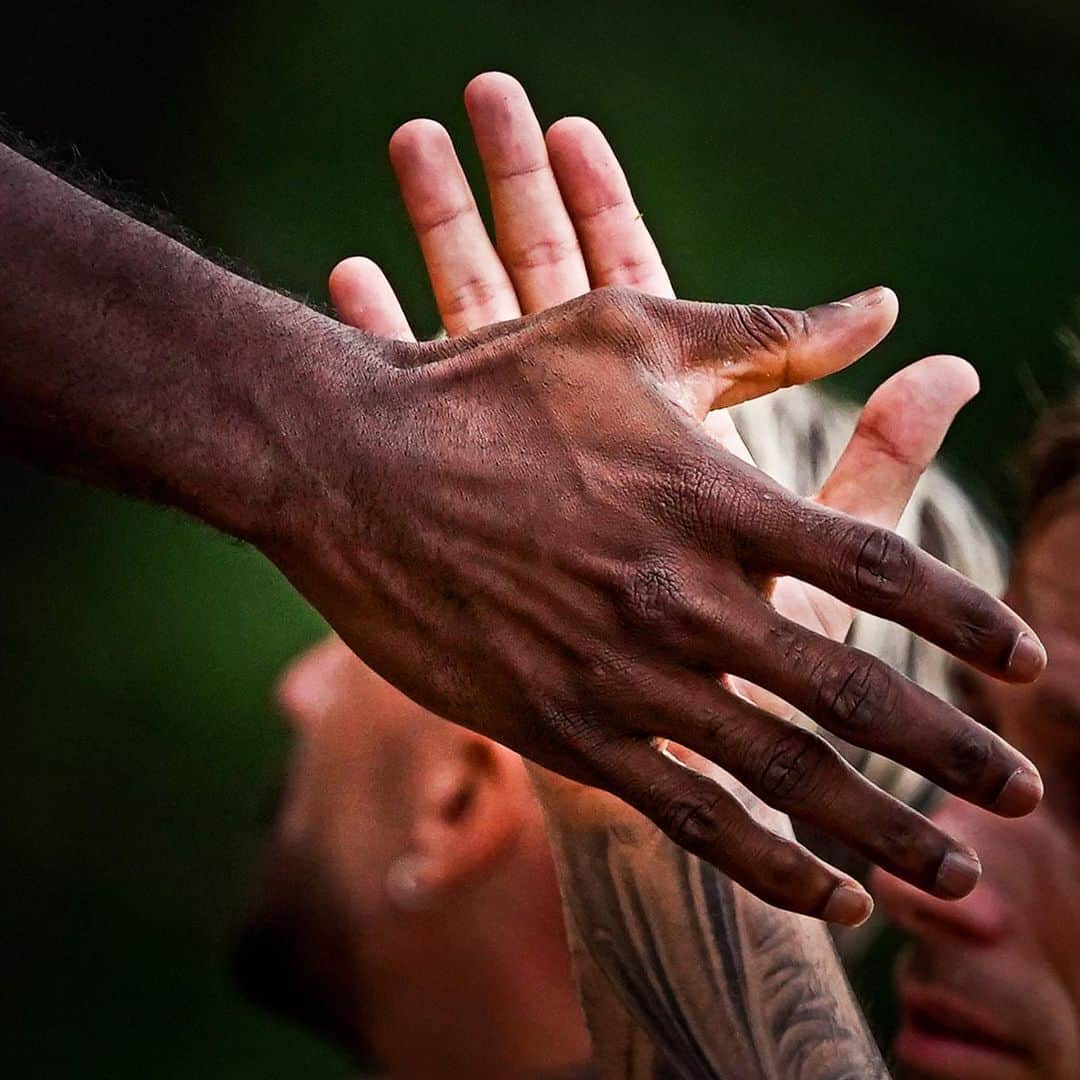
505, 234, 581, 273
729, 303, 800, 356
769, 620, 813, 669
753, 835, 810, 895
949, 609, 998, 655
653, 784, 723, 852
849, 526, 918, 606
814, 656, 894, 737
582, 647, 637, 691
581, 283, 646, 322
441, 274, 504, 320
878, 813, 944, 885
573, 285, 650, 353
619, 555, 686, 630
757, 731, 834, 808
665, 458, 738, 545
944, 726, 994, 788
532, 703, 605, 757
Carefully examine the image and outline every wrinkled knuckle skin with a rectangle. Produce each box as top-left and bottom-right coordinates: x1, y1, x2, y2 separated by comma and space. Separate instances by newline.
949, 612, 998, 657
753, 837, 810, 898
668, 460, 733, 545
620, 557, 685, 632
582, 648, 638, 694
879, 814, 945, 888
944, 727, 994, 792
731, 303, 797, 356
770, 620, 812, 669
578, 285, 649, 343
814, 659, 894, 738
758, 731, 831, 808
531, 704, 606, 758
851, 527, 917, 607
653, 785, 722, 853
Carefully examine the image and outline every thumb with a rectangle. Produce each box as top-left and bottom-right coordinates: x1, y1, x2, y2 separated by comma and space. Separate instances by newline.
816, 353, 979, 528
655, 286, 899, 419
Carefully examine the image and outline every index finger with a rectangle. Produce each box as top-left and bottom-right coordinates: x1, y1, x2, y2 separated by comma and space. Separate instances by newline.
741, 494, 1047, 684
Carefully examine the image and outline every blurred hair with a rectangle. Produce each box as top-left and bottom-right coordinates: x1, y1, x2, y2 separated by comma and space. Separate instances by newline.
230, 838, 373, 1066
1021, 394, 1080, 526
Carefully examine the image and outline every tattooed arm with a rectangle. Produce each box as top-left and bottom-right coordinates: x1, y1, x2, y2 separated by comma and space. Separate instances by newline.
529, 759, 888, 1080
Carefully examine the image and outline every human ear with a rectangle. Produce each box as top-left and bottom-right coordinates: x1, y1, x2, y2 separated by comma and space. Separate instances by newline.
385, 735, 527, 909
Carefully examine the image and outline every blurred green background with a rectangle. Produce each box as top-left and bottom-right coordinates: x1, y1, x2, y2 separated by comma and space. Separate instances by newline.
2, 1, 1078, 1074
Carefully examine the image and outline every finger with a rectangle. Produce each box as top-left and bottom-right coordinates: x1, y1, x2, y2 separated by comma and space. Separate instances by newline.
464, 71, 591, 311
762, 354, 979, 647
546, 116, 674, 297
641, 669, 984, 899
388, 118, 520, 335
817, 354, 979, 527
328, 257, 416, 342
737, 492, 1047, 685
718, 606, 1044, 817
541, 119, 759, 465
647, 286, 900, 419
585, 734, 873, 925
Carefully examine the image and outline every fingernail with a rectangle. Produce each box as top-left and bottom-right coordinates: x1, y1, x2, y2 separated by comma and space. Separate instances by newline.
823, 882, 874, 926
1007, 632, 1047, 681
935, 848, 982, 899
993, 766, 1044, 816
835, 285, 887, 309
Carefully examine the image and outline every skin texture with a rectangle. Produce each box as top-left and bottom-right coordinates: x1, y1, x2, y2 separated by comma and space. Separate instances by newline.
327, 72, 1047, 922
873, 502, 1080, 1080
297, 73, 1028, 1077
235, 643, 593, 1078
0, 79, 1046, 919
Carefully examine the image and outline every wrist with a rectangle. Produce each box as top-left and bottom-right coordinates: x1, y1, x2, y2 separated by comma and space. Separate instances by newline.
225, 315, 407, 559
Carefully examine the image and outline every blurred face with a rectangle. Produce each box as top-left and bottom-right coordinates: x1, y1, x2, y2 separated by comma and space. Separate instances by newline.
233, 636, 570, 1066
232, 637, 459, 1050
873, 505, 1080, 1080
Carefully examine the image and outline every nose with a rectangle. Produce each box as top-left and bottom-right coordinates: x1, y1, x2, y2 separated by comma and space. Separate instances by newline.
870, 800, 1010, 944
274, 634, 350, 732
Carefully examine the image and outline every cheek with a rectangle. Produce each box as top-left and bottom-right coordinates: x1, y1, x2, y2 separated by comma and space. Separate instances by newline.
323, 783, 401, 908
939, 800, 1079, 939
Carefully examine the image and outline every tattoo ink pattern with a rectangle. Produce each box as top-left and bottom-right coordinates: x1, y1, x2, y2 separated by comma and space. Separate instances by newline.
528, 762, 888, 1080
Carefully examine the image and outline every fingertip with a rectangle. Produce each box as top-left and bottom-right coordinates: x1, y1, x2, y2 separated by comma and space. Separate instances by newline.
1005, 629, 1048, 683
934, 847, 982, 900
464, 70, 528, 113
546, 114, 604, 146
992, 764, 1044, 816
858, 285, 899, 333
832, 285, 899, 325
823, 881, 875, 927
388, 118, 452, 167
328, 255, 381, 301
327, 257, 413, 341
913, 354, 981, 407
330, 251, 384, 284
801, 285, 899, 374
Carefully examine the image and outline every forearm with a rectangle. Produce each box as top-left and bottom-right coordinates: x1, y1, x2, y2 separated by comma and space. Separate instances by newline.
529, 761, 887, 1080
0, 142, 383, 541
